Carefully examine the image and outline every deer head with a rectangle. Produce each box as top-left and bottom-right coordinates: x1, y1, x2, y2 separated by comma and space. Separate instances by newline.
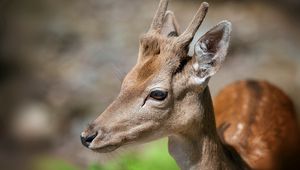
81, 0, 231, 153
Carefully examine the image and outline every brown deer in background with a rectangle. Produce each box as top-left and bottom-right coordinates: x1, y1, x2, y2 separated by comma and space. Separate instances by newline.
81, 0, 300, 169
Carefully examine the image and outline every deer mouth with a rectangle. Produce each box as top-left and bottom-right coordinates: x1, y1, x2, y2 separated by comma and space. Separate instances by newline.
90, 143, 121, 153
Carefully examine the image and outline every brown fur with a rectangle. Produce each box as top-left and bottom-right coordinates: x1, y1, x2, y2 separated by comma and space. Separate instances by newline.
215, 80, 300, 170
137, 56, 160, 81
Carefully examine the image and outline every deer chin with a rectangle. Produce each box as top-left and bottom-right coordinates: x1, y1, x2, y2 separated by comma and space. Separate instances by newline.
88, 134, 140, 153
87, 133, 124, 153
90, 143, 121, 153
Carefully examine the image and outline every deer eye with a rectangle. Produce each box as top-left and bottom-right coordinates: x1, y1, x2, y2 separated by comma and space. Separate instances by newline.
149, 90, 168, 101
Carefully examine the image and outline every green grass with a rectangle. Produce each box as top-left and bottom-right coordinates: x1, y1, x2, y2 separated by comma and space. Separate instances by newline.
32, 157, 79, 170
32, 139, 179, 170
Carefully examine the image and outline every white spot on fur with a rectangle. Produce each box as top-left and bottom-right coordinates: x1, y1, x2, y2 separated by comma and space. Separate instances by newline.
253, 148, 264, 157
232, 123, 244, 140
251, 136, 268, 159
237, 123, 244, 130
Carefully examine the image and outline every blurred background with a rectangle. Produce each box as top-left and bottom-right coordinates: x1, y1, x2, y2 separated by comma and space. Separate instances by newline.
0, 0, 300, 169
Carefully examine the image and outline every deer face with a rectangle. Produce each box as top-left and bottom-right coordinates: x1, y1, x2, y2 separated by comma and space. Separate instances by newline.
81, 0, 231, 153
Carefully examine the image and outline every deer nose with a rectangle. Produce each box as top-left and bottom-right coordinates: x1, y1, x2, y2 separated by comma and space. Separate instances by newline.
80, 131, 98, 148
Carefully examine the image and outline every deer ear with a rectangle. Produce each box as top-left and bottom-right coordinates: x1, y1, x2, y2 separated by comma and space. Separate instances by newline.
191, 21, 232, 84
161, 11, 180, 37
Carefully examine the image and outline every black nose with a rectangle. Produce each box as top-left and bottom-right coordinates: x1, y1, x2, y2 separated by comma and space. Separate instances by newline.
81, 132, 98, 148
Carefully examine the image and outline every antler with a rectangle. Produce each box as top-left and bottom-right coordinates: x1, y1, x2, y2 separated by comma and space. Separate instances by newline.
177, 2, 209, 45
149, 0, 169, 32
147, 0, 209, 49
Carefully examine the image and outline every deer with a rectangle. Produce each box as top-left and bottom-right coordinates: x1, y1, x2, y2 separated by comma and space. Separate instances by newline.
80, 0, 300, 169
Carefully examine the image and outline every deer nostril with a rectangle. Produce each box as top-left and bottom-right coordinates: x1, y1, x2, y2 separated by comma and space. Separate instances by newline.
81, 131, 98, 148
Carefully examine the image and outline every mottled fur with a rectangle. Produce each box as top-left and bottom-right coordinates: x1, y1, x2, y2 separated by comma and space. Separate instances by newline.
215, 80, 300, 170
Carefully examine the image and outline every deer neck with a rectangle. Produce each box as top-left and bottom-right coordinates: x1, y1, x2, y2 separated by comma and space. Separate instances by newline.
168, 87, 239, 170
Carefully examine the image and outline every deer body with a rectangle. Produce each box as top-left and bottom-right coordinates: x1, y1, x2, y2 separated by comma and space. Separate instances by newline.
215, 80, 300, 170
81, 1, 300, 169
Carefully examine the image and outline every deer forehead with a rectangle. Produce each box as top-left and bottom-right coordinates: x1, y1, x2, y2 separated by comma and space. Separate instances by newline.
123, 57, 174, 91
137, 56, 162, 82
122, 42, 179, 89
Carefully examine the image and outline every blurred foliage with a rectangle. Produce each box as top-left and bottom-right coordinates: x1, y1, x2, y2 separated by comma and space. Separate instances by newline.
32, 139, 179, 170
32, 157, 79, 170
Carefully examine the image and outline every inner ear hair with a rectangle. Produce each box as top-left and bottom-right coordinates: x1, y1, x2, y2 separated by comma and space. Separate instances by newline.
192, 21, 232, 79
196, 21, 231, 56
